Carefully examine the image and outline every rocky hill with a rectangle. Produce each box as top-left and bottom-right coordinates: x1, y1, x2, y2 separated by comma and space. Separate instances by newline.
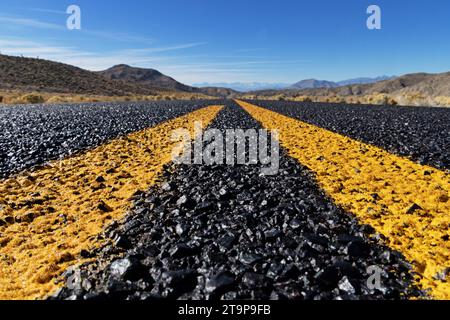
0, 54, 166, 96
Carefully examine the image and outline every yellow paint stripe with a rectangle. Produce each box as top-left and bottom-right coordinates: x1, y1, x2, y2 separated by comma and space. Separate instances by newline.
237, 100, 450, 299
0, 105, 223, 300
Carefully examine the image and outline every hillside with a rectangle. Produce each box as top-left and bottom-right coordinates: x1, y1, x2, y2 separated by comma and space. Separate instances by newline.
0, 54, 165, 96
98, 64, 237, 97
243, 71, 450, 106
337, 75, 394, 86
198, 87, 239, 97
252, 72, 450, 97
193, 82, 289, 91
291, 79, 337, 89
98, 64, 198, 93
290, 76, 395, 89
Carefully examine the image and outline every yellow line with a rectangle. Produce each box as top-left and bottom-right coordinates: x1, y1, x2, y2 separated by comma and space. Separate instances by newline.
0, 105, 223, 300
237, 100, 450, 299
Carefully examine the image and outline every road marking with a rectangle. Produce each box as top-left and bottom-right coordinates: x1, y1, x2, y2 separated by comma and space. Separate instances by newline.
0, 105, 222, 300
237, 100, 450, 299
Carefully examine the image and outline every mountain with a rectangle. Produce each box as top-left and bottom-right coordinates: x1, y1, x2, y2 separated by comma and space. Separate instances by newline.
0, 54, 237, 99
296, 72, 450, 97
291, 79, 337, 89
99, 65, 239, 97
0, 54, 164, 96
98, 64, 199, 93
290, 76, 395, 89
248, 71, 450, 102
337, 75, 395, 86
194, 82, 289, 92
199, 87, 239, 97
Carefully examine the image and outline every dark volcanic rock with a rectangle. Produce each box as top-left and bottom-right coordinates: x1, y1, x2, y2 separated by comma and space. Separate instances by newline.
205, 271, 236, 295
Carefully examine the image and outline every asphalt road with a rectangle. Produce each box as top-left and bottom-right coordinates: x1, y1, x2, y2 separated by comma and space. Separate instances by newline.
54, 102, 421, 300
0, 100, 218, 179
0, 99, 448, 300
250, 100, 450, 171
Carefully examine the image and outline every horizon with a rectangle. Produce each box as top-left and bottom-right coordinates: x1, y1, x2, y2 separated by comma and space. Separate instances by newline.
1, 0, 450, 85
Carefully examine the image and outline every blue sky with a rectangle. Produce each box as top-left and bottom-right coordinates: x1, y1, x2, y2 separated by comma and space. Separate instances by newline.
1, 0, 450, 85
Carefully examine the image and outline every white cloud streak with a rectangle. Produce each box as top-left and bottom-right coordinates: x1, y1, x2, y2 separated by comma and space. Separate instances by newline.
0, 16, 65, 30
0, 15, 155, 44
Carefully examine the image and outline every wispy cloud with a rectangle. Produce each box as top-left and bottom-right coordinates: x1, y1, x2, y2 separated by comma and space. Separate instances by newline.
122, 42, 207, 54
0, 38, 201, 71
0, 36, 311, 83
26, 8, 66, 15
0, 16, 65, 30
0, 15, 155, 44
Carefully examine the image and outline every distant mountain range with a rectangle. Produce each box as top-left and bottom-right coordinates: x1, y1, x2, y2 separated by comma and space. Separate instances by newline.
291, 79, 338, 89
196, 76, 395, 92
1, 53, 450, 106
290, 76, 395, 89
336, 76, 395, 86
193, 82, 289, 92
247, 72, 450, 104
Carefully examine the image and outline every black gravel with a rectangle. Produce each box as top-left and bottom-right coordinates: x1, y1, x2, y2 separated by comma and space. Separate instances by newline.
249, 100, 450, 171
53, 102, 423, 300
0, 100, 218, 179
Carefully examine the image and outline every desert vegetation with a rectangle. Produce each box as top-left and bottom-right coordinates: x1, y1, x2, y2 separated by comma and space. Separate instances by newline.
0, 90, 215, 105
240, 92, 450, 107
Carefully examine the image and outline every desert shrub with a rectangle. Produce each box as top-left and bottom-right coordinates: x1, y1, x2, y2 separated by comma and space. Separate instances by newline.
46, 96, 64, 103
326, 96, 344, 103
367, 94, 390, 105
294, 96, 312, 102
434, 96, 450, 107
387, 98, 398, 106
21, 93, 45, 104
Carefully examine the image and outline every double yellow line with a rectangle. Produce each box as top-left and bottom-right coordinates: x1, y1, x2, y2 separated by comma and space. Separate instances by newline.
1, 100, 449, 299
237, 100, 450, 299
0, 106, 222, 300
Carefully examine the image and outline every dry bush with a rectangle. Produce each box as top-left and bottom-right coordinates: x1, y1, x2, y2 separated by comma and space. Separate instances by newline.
24, 94, 45, 104
433, 96, 450, 107
293, 95, 312, 102
46, 96, 68, 104
387, 97, 398, 105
